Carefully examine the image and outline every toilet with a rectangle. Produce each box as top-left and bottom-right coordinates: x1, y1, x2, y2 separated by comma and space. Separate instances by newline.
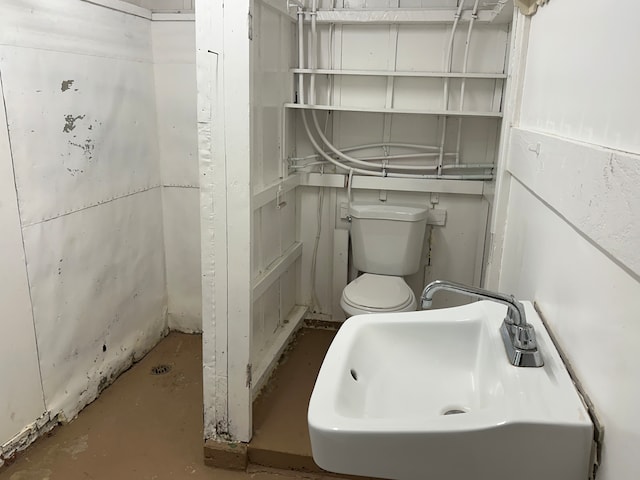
340, 203, 428, 317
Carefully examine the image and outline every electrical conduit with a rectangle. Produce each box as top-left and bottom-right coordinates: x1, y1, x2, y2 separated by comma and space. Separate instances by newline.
298, 1, 490, 180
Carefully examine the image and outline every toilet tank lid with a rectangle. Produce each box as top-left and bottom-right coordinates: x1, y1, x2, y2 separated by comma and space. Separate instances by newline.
349, 204, 428, 222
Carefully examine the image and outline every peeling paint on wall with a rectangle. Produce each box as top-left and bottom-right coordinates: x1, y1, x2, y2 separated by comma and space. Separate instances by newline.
0, 0, 168, 448
0, 40, 161, 225
61, 79, 74, 92
62, 114, 85, 133
1, 412, 59, 467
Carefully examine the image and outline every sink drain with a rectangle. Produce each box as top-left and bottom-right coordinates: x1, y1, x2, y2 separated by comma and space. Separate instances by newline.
442, 408, 467, 415
151, 364, 172, 375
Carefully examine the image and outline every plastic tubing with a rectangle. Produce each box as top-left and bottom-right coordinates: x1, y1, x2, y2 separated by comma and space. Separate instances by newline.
339, 142, 440, 152
291, 143, 442, 162
292, 159, 492, 170
298, 1, 489, 180
310, 110, 443, 171
304, 1, 437, 174
301, 109, 490, 180
304, 5, 459, 174
437, 0, 466, 175
297, 6, 305, 104
456, 0, 480, 164
310, 0, 318, 105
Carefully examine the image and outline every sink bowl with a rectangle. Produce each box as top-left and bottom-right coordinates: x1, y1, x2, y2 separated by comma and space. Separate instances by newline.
308, 301, 593, 480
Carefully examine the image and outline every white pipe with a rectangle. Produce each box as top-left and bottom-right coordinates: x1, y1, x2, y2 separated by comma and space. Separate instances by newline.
339, 142, 441, 152
327, 22, 335, 105
291, 161, 329, 169
456, 0, 480, 165
310, 110, 444, 171
309, 185, 324, 311
297, 6, 305, 104
459, 0, 479, 113
291, 161, 492, 171
298, 0, 490, 180
291, 151, 455, 163
442, 1, 465, 114
290, 143, 445, 163
347, 168, 354, 211
310, 0, 318, 105
301, 109, 380, 176
296, 10, 385, 177
301, 110, 490, 180
438, 0, 466, 175
292, 157, 492, 170
443, 163, 493, 169
346, 152, 448, 161
303, 0, 427, 176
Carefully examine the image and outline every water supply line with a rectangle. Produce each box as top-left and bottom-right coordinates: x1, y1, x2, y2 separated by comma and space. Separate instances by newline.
297, 5, 305, 104
301, 110, 490, 179
310, 110, 439, 172
289, 143, 492, 170
309, 185, 324, 312
292, 142, 441, 161
296, 1, 492, 180
437, 0, 466, 176
456, 0, 480, 165
347, 168, 354, 209
310, 0, 318, 105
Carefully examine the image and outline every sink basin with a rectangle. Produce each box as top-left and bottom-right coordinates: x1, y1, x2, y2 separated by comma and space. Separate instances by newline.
308, 301, 593, 480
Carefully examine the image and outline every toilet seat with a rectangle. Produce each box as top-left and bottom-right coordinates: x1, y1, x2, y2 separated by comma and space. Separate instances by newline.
341, 273, 417, 315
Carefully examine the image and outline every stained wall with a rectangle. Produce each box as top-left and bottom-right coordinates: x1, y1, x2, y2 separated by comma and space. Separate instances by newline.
0, 0, 189, 460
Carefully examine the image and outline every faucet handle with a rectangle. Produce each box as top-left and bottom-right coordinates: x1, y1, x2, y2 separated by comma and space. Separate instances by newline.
512, 324, 538, 351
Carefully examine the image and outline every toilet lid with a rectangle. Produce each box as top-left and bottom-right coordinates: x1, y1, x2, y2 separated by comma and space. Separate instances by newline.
342, 274, 414, 311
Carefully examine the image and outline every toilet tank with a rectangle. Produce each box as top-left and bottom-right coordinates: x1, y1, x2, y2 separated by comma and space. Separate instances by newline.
349, 204, 428, 276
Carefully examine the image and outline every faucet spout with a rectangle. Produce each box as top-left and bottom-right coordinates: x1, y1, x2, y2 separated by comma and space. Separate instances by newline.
420, 280, 544, 367
421, 280, 526, 326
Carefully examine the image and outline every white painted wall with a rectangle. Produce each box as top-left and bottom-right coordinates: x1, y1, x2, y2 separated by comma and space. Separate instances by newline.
152, 19, 201, 332
493, 1, 640, 478
0, 71, 47, 457
250, 0, 303, 388
195, 0, 511, 444
298, 186, 490, 321
122, 0, 194, 12
295, 17, 509, 320
0, 0, 170, 459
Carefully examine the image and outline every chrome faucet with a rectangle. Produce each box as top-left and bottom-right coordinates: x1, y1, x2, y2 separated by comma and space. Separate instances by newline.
420, 280, 544, 367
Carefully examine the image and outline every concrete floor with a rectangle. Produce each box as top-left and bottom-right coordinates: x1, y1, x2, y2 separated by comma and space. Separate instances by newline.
0, 332, 343, 480
250, 328, 337, 472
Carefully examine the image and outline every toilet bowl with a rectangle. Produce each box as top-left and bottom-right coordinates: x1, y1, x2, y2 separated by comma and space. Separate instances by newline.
340, 273, 417, 316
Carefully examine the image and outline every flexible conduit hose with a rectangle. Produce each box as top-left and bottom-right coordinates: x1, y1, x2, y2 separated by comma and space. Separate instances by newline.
297, 6, 305, 104
437, 0, 466, 175
456, 0, 481, 164
298, 1, 490, 180
301, 109, 490, 180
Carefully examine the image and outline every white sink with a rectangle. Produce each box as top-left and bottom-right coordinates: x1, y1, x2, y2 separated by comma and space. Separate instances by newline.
308, 301, 593, 480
